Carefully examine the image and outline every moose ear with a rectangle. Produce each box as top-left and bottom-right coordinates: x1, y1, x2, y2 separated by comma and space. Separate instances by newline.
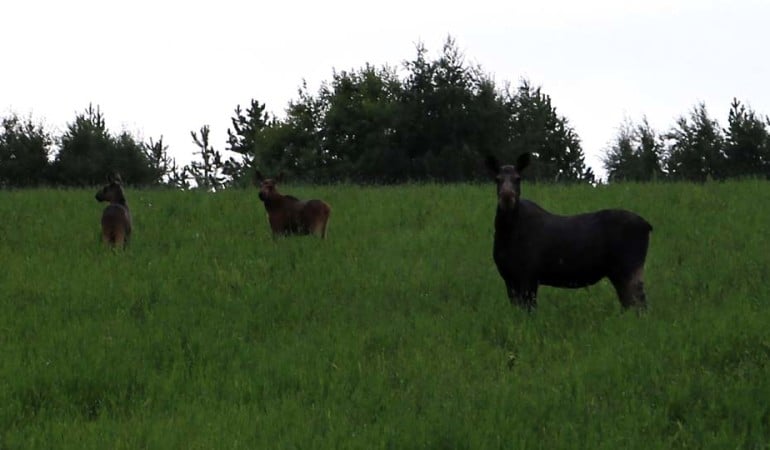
275, 171, 285, 183
113, 173, 123, 184
485, 154, 500, 177
515, 152, 531, 172
254, 170, 264, 184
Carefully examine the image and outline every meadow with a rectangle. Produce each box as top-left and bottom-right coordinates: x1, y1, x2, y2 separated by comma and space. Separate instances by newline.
0, 180, 768, 449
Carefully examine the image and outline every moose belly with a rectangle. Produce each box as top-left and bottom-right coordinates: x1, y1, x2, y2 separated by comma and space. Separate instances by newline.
537, 263, 606, 289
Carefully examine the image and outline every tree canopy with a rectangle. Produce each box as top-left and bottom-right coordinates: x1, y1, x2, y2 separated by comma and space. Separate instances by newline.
603, 99, 770, 182
221, 38, 594, 185
3, 38, 769, 188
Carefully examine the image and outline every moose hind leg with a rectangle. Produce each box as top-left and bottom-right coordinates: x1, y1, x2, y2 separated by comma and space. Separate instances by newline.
610, 267, 647, 310
117, 228, 128, 248
313, 218, 328, 239
316, 209, 330, 239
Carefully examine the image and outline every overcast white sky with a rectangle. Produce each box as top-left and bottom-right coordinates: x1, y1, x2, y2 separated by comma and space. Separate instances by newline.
2, 0, 769, 177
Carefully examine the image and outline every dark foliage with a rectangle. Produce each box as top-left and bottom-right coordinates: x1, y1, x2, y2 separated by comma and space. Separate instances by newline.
603, 118, 664, 182
0, 114, 52, 187
603, 98, 770, 183
226, 38, 594, 184
51, 105, 166, 186
723, 98, 770, 179
5, 38, 770, 187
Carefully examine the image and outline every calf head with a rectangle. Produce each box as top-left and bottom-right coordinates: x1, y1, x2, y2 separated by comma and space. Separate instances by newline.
486, 152, 531, 211
95, 173, 126, 203
254, 170, 284, 202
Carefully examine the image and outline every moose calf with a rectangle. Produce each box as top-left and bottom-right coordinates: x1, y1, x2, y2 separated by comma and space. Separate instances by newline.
487, 153, 652, 311
255, 171, 331, 238
95, 174, 132, 248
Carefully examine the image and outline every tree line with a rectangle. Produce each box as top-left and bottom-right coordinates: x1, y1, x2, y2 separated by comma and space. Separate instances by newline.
0, 105, 182, 188
602, 99, 770, 182
2, 38, 768, 188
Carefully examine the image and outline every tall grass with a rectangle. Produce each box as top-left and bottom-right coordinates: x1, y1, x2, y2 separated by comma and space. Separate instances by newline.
0, 181, 768, 449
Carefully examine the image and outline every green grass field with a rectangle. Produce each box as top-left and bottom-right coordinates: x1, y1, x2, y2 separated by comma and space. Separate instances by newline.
1, 181, 769, 449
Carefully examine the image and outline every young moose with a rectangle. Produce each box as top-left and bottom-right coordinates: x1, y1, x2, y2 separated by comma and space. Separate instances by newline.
255, 171, 331, 238
95, 173, 132, 248
487, 153, 652, 311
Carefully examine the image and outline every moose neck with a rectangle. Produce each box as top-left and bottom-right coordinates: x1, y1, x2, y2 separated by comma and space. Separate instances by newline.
494, 203, 521, 234
112, 193, 127, 207
263, 192, 288, 210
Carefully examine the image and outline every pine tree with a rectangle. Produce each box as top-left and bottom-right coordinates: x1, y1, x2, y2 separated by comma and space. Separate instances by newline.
603, 117, 663, 182
0, 113, 52, 187
665, 103, 725, 181
189, 125, 226, 190
724, 98, 770, 178
505, 81, 593, 183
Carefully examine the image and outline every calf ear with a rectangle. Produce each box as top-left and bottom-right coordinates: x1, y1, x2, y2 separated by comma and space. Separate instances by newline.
516, 152, 531, 172
485, 155, 500, 177
276, 171, 285, 183
254, 170, 264, 184
113, 173, 123, 184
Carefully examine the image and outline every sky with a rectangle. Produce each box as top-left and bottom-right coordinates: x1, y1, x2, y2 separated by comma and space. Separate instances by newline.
2, 0, 769, 178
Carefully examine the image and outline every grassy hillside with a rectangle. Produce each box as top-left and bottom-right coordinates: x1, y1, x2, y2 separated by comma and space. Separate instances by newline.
1, 181, 768, 449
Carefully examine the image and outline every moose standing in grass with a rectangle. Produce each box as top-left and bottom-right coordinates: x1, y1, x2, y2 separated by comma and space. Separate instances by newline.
95, 173, 132, 248
255, 171, 331, 239
487, 152, 652, 311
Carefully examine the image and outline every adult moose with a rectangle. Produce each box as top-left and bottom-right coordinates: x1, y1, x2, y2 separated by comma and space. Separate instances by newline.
254, 171, 331, 239
95, 173, 132, 248
487, 152, 652, 311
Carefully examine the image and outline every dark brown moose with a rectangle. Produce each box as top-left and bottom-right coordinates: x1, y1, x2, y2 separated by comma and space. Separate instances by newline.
487, 152, 652, 311
95, 173, 132, 248
255, 171, 331, 239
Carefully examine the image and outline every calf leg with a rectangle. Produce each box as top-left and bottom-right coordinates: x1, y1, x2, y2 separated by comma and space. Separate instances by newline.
320, 218, 328, 239
610, 266, 647, 310
313, 217, 329, 239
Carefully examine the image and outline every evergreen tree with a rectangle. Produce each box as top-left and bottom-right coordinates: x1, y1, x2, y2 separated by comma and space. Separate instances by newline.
254, 81, 329, 180
52, 104, 112, 185
224, 99, 274, 185
321, 64, 402, 181
723, 98, 770, 178
396, 38, 500, 181
603, 119, 636, 182
504, 81, 594, 183
0, 113, 52, 187
143, 136, 188, 187
51, 104, 164, 186
603, 117, 664, 182
226, 37, 597, 184
636, 119, 665, 181
189, 125, 226, 190
665, 103, 725, 181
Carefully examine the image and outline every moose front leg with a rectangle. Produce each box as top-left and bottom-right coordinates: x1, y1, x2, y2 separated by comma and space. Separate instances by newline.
521, 285, 538, 311
505, 278, 538, 312
503, 278, 518, 305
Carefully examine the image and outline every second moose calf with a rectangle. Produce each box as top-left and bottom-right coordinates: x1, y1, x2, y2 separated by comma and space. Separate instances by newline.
255, 171, 331, 239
